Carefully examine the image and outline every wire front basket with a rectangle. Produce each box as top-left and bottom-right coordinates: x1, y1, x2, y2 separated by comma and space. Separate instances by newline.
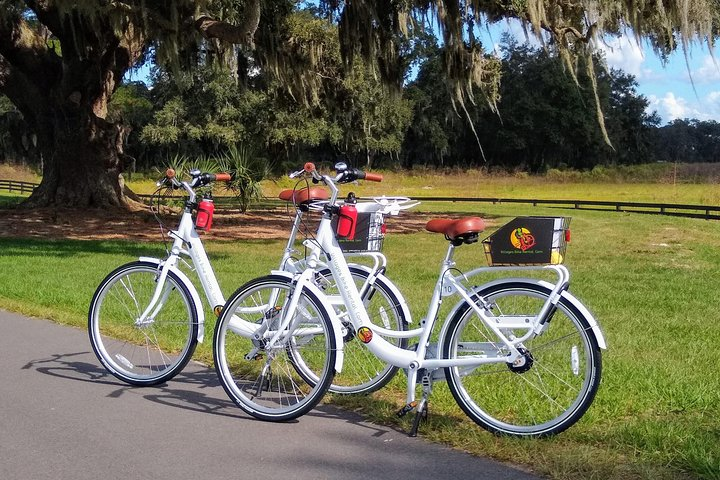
336, 210, 386, 252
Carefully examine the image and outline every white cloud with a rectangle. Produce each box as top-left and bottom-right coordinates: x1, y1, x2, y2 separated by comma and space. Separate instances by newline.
599, 36, 645, 78
648, 91, 720, 122
707, 91, 720, 103
660, 92, 690, 120
692, 55, 720, 83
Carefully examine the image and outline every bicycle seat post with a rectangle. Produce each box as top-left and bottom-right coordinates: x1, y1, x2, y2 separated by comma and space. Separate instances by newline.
443, 242, 457, 264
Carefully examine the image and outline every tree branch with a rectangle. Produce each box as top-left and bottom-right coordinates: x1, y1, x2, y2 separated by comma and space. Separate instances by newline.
0, 13, 61, 91
194, 0, 261, 48
548, 23, 597, 44
25, 0, 64, 40
0, 53, 48, 123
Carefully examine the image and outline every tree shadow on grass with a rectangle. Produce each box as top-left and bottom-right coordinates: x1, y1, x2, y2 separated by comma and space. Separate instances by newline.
0, 194, 26, 207
0, 237, 165, 257
0, 236, 276, 259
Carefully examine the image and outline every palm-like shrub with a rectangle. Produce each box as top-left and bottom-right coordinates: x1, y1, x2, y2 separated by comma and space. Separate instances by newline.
216, 145, 270, 213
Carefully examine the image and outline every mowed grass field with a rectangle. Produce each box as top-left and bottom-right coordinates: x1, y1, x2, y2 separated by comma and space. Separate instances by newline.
1, 165, 719, 479
122, 165, 720, 206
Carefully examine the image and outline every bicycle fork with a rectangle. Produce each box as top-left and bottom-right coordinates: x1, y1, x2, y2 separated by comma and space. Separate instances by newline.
242, 269, 321, 361
135, 259, 178, 327
395, 270, 566, 436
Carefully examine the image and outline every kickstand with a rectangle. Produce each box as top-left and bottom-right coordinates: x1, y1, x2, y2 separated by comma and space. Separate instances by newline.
409, 373, 433, 437
408, 399, 427, 437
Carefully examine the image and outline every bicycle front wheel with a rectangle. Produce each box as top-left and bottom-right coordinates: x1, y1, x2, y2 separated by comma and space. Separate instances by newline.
312, 266, 408, 394
442, 282, 602, 437
214, 275, 336, 422
88, 261, 199, 386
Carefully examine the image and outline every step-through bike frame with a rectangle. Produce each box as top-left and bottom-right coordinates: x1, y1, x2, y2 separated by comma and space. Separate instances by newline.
286, 165, 607, 411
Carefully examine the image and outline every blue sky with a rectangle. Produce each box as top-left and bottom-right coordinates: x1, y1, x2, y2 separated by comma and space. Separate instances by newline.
598, 36, 720, 124
480, 21, 720, 125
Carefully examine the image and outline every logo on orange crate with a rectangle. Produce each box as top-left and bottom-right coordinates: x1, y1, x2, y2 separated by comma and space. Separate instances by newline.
356, 326, 373, 344
510, 227, 536, 252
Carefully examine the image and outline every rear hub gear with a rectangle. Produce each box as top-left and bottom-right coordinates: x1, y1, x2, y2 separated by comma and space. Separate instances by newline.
508, 347, 534, 374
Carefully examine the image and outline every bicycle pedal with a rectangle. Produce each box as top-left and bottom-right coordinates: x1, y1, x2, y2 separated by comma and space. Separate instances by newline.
397, 401, 417, 417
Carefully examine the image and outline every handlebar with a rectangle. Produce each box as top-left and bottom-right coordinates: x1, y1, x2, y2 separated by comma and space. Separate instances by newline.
362, 172, 383, 182
288, 162, 417, 215
157, 170, 233, 188
297, 162, 382, 184
156, 170, 233, 206
193, 172, 232, 187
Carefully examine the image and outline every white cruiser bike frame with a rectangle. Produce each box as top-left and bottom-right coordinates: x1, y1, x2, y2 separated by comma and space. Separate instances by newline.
286, 168, 608, 413
136, 180, 411, 374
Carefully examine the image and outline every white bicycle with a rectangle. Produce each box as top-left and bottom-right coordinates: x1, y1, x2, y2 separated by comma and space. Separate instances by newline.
88, 168, 413, 393
214, 162, 606, 436
88, 169, 233, 386
276, 185, 416, 394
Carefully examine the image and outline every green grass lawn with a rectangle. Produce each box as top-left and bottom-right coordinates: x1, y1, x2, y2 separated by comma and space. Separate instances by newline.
0, 192, 30, 207
0, 197, 719, 479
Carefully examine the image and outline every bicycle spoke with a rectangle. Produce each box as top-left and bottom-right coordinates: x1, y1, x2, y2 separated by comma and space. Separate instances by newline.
214, 276, 335, 421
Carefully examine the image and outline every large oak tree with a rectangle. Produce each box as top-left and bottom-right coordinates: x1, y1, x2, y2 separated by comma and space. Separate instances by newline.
0, 0, 260, 207
0, 0, 716, 208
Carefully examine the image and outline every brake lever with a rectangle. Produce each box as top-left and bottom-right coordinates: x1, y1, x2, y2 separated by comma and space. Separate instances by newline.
288, 169, 305, 179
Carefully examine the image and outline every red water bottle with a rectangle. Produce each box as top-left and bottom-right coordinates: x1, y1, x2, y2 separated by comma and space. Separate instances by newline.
195, 195, 215, 231
336, 193, 357, 239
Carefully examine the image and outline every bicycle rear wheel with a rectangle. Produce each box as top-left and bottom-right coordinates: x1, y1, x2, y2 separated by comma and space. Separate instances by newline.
88, 261, 198, 386
214, 275, 336, 422
309, 266, 407, 394
442, 282, 601, 437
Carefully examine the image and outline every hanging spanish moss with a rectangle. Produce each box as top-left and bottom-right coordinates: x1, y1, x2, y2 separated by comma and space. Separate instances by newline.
0, 0, 717, 207
321, 1, 718, 144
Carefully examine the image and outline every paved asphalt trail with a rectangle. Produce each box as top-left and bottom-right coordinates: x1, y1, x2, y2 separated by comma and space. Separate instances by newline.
0, 310, 542, 480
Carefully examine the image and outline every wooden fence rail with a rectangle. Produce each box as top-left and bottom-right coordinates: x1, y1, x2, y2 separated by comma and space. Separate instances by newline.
0, 179, 38, 195
2, 180, 718, 220
136, 194, 720, 220
409, 196, 720, 220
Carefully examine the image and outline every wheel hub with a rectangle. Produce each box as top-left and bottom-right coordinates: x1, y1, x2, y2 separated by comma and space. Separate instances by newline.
508, 347, 534, 373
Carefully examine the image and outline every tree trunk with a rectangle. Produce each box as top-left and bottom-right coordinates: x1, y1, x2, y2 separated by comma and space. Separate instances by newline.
25, 113, 128, 208
1, 3, 262, 210
0, 6, 149, 210
364, 120, 373, 170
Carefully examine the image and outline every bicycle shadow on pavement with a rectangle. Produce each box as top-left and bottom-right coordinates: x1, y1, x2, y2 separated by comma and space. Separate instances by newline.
308, 403, 399, 438
22, 350, 120, 385
23, 350, 455, 440
22, 351, 249, 420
